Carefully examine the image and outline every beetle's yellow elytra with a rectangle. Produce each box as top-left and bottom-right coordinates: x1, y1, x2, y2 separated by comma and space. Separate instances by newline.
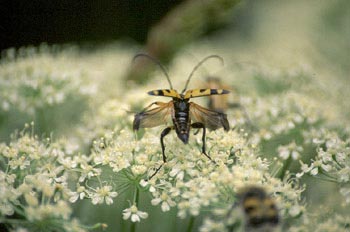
148, 89, 181, 98
184, 89, 229, 99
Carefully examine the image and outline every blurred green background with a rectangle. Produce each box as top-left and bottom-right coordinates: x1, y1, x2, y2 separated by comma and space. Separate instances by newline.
2, 0, 349, 139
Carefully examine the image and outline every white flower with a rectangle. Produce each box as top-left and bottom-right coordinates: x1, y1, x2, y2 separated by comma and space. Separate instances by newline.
318, 148, 332, 163
312, 138, 324, 144
78, 164, 101, 182
139, 179, 149, 188
310, 165, 319, 176
277, 141, 303, 160
91, 186, 118, 205
151, 192, 176, 212
335, 152, 346, 163
338, 167, 350, 182
199, 218, 226, 232
122, 204, 148, 222
340, 188, 350, 204
177, 201, 191, 219
24, 193, 38, 206
168, 161, 195, 180
289, 204, 302, 217
131, 165, 147, 176
306, 160, 323, 176
278, 148, 290, 160
321, 163, 332, 172
69, 186, 86, 203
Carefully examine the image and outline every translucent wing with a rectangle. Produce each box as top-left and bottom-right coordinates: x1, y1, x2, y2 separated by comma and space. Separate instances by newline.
133, 101, 173, 130
189, 102, 229, 131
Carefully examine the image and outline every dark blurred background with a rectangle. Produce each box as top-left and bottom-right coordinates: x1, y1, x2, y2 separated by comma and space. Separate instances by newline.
0, 0, 184, 51
1, 0, 349, 77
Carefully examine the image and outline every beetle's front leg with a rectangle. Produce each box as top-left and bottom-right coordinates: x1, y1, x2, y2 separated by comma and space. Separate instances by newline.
191, 122, 214, 162
148, 126, 173, 180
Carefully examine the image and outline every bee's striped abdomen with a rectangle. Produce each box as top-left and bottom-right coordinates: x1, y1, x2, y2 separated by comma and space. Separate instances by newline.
240, 186, 280, 229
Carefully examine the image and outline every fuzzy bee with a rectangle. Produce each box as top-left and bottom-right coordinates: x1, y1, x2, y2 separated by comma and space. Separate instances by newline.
238, 186, 280, 232
132, 54, 230, 178
226, 186, 280, 232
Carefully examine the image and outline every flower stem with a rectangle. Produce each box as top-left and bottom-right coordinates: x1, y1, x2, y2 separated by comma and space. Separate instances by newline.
278, 156, 292, 180
130, 221, 136, 232
186, 216, 195, 232
134, 186, 140, 204
130, 186, 140, 232
81, 223, 108, 230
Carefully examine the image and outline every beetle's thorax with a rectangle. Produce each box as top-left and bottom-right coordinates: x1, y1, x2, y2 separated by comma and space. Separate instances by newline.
172, 98, 191, 144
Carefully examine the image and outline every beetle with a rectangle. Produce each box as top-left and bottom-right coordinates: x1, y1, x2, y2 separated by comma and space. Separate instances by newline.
132, 54, 230, 178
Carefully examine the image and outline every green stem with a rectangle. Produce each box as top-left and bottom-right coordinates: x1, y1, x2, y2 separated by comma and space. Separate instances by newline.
36, 108, 46, 134
130, 221, 136, 232
13, 205, 26, 217
0, 218, 29, 224
130, 187, 140, 232
134, 186, 140, 204
278, 156, 292, 180
319, 169, 338, 180
186, 216, 195, 232
81, 222, 107, 230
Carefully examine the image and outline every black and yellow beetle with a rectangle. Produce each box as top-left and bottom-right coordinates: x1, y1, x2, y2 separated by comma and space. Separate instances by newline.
132, 54, 230, 178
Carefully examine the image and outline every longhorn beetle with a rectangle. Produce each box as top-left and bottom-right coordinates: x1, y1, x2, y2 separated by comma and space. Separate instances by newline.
132, 54, 230, 179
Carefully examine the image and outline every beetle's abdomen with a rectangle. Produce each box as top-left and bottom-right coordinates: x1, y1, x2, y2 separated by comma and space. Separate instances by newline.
173, 100, 190, 144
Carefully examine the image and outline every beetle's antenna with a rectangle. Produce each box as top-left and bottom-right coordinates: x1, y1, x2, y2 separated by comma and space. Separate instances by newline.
181, 55, 224, 94
132, 53, 173, 89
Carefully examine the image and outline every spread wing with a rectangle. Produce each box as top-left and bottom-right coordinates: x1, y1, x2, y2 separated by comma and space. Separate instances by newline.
190, 102, 229, 131
133, 101, 173, 130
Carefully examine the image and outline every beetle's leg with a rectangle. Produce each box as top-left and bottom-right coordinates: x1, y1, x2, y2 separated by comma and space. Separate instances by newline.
148, 126, 172, 180
193, 128, 201, 135
191, 122, 214, 162
160, 126, 173, 162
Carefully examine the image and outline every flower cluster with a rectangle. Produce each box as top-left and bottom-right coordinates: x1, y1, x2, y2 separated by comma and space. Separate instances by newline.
0, 126, 103, 231
74, 124, 304, 228
0, 46, 95, 115
243, 92, 325, 141
1, 40, 349, 231
289, 212, 350, 232
72, 99, 133, 150
298, 128, 350, 203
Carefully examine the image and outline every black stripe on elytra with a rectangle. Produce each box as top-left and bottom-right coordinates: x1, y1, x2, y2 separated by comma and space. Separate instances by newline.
210, 89, 230, 94
199, 89, 206, 93
148, 90, 161, 95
